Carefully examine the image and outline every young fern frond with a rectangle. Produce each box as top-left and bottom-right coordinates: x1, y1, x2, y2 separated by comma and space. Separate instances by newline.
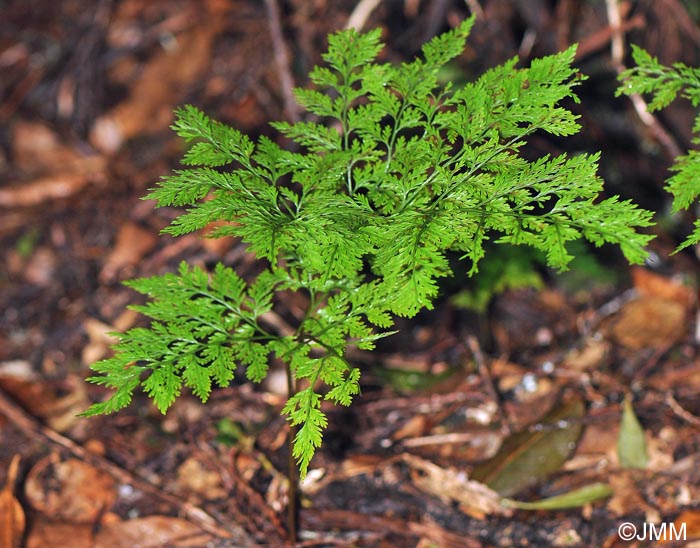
84, 18, 653, 478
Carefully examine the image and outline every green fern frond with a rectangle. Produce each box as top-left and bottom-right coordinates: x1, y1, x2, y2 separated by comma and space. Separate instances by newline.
618, 46, 700, 251
85, 20, 654, 480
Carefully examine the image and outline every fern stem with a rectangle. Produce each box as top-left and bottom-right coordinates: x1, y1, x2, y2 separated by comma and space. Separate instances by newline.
285, 361, 298, 543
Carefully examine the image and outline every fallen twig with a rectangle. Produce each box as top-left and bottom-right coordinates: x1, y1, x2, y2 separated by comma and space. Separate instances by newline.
665, 391, 700, 428
604, 0, 683, 161
466, 335, 511, 435
264, 0, 299, 123
346, 0, 382, 31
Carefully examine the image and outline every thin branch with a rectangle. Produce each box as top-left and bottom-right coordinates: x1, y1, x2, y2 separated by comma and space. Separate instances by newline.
466, 335, 511, 435
605, 0, 624, 67
463, 0, 483, 18
401, 431, 485, 447
346, 0, 383, 31
666, 391, 700, 428
264, 0, 299, 122
286, 361, 298, 543
605, 0, 683, 160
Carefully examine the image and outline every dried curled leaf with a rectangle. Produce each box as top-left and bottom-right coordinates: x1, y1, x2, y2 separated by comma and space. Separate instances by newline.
0, 455, 26, 548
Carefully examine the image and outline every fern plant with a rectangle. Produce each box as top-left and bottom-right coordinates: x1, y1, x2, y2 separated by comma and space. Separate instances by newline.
83, 18, 653, 478
617, 45, 700, 251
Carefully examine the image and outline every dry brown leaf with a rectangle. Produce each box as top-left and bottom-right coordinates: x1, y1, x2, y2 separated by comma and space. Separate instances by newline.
90, 10, 224, 153
82, 310, 140, 365
13, 120, 75, 173
114, 308, 140, 331
0, 211, 30, 236
24, 246, 57, 287
402, 453, 510, 519
201, 220, 237, 255
0, 455, 26, 548
611, 297, 687, 350
491, 358, 527, 391
391, 414, 431, 441
25, 522, 93, 548
0, 169, 104, 208
666, 509, 700, 544
99, 222, 157, 282
1, 120, 106, 207
43, 376, 90, 432
94, 516, 213, 548
0, 360, 36, 382
631, 267, 694, 307
25, 456, 116, 523
645, 426, 675, 472
0, 364, 88, 431
566, 420, 619, 471
563, 338, 611, 371
607, 471, 660, 522
0, 371, 88, 432
81, 317, 120, 365
175, 456, 227, 501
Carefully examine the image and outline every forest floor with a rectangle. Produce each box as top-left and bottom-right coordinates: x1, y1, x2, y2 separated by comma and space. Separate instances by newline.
3, 1, 700, 547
